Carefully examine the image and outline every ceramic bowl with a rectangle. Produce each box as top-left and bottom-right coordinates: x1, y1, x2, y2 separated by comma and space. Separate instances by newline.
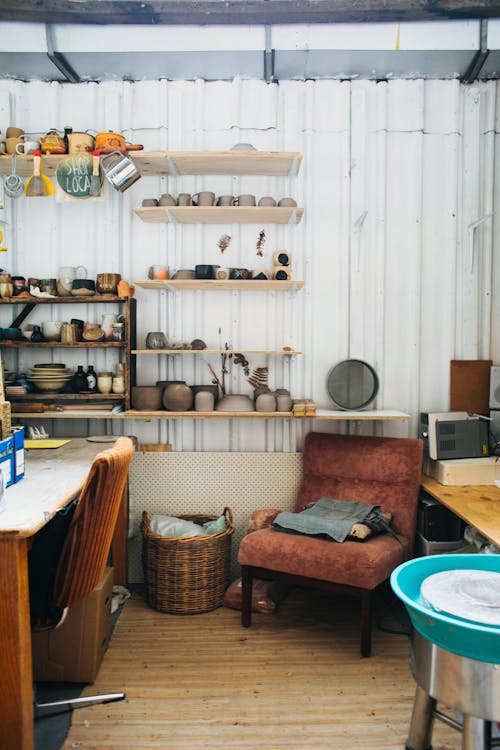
215, 394, 254, 412
2, 327, 22, 340
131, 386, 163, 411
190, 384, 219, 403
172, 269, 195, 280
96, 273, 121, 295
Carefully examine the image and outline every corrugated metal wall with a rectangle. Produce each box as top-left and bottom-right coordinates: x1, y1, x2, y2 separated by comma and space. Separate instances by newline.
1, 77, 498, 451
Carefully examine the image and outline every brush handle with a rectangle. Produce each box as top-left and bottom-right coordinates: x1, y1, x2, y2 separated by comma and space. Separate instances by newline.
33, 153, 40, 177
92, 150, 100, 177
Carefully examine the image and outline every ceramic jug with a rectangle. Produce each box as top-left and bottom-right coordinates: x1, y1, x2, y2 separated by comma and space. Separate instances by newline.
58, 266, 88, 296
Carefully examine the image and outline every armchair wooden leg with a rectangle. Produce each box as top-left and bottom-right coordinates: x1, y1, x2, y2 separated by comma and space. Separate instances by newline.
360, 590, 373, 657
241, 566, 253, 627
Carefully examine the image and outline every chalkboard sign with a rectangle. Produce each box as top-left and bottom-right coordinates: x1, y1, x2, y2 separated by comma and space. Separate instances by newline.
56, 154, 101, 198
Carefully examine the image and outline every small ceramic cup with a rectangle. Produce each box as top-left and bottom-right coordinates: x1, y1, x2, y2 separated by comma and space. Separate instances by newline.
278, 197, 297, 207
177, 193, 192, 206
258, 196, 277, 207
16, 138, 40, 155
233, 194, 256, 206
6, 127, 24, 139
6, 137, 23, 155
192, 191, 215, 206
217, 195, 234, 206
39, 278, 57, 295
215, 267, 230, 280
142, 198, 158, 207
195, 264, 215, 280
158, 193, 176, 206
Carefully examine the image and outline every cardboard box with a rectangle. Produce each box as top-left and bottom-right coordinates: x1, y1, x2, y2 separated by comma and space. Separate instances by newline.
0, 400, 11, 440
31, 566, 114, 684
424, 456, 500, 486
0, 435, 15, 488
11, 425, 24, 482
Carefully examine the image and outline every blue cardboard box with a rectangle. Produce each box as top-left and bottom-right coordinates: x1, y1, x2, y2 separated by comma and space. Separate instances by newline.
11, 426, 25, 482
0, 435, 15, 488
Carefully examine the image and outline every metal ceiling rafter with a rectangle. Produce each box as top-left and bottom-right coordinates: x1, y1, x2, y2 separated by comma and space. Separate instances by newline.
45, 24, 81, 83
461, 18, 489, 83
264, 25, 276, 83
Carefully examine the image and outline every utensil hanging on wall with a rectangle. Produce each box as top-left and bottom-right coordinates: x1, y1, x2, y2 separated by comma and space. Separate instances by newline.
88, 150, 101, 196
4, 155, 24, 198
24, 151, 55, 197
100, 151, 141, 192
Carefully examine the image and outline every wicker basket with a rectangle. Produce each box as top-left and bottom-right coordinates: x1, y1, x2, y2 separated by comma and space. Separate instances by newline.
141, 508, 234, 614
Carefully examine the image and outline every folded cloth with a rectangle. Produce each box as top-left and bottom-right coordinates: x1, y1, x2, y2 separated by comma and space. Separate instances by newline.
272, 497, 378, 543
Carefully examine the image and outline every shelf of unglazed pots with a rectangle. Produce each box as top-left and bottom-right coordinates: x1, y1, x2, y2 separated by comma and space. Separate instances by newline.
132, 348, 301, 355
124, 410, 294, 419
0, 150, 302, 178
133, 206, 303, 225
134, 279, 304, 291
313, 409, 411, 420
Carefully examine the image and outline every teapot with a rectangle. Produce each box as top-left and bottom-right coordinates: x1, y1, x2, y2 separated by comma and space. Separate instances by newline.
40, 130, 66, 155
95, 131, 143, 154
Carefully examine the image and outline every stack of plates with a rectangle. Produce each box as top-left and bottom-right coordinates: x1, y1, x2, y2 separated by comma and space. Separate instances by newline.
27, 363, 74, 393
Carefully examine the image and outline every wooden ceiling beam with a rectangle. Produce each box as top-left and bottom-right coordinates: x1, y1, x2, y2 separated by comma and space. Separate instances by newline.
0, 0, 500, 26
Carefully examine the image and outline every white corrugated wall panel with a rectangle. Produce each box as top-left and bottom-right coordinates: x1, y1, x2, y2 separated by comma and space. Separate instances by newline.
1, 77, 498, 450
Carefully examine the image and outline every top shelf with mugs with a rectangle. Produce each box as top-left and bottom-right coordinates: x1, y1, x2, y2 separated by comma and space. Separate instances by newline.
0, 150, 302, 178
133, 205, 304, 225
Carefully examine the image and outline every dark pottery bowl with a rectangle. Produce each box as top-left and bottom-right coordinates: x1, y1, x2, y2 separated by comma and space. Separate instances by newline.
2, 327, 22, 340
195, 264, 214, 280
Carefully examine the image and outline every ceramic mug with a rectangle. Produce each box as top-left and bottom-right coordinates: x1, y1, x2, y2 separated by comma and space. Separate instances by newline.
192, 191, 215, 206
6, 127, 24, 139
16, 138, 40, 155
6, 137, 23, 155
217, 195, 234, 206
60, 323, 79, 343
158, 193, 176, 206
39, 278, 57, 295
177, 193, 192, 206
258, 196, 276, 207
147, 265, 168, 280
233, 194, 256, 206
278, 197, 297, 207
67, 132, 94, 154
42, 321, 63, 341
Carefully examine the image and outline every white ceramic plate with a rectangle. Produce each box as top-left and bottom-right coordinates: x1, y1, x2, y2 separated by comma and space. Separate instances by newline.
86, 435, 117, 443
421, 569, 500, 626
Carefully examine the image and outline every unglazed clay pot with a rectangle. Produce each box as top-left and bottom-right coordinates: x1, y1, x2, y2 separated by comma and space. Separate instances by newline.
131, 386, 163, 411
162, 382, 193, 411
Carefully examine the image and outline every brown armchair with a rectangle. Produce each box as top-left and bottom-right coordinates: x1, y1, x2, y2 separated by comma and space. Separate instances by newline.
238, 431, 423, 656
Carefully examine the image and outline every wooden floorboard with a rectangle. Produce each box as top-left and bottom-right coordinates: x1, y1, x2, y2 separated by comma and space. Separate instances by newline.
62, 588, 458, 749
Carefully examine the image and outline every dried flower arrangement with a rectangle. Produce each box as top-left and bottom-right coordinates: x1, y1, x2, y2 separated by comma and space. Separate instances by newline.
218, 234, 232, 254
256, 229, 266, 257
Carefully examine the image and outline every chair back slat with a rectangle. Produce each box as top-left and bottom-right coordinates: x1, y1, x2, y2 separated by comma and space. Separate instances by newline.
53, 437, 134, 608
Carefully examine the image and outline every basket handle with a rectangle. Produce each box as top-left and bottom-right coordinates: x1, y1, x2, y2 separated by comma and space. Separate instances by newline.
223, 506, 233, 528
140, 510, 152, 535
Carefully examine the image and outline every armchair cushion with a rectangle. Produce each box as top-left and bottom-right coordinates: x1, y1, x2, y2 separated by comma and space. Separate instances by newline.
238, 526, 408, 590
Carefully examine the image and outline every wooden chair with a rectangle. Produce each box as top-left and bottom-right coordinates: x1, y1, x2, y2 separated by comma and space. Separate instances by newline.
238, 431, 423, 657
31, 437, 134, 713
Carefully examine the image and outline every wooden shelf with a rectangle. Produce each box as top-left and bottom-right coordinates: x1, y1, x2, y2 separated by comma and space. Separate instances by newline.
133, 206, 303, 225
1, 341, 124, 349
313, 409, 411, 420
12, 412, 127, 420
134, 279, 304, 291
0, 295, 125, 305
132, 348, 301, 355
124, 410, 294, 419
9, 393, 123, 401
0, 150, 302, 178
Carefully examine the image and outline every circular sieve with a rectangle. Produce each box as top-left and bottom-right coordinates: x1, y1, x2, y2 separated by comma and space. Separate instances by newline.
4, 156, 24, 197
326, 359, 379, 410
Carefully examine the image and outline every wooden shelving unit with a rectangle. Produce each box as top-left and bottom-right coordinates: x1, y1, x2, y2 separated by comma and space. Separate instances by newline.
0, 150, 302, 178
1, 296, 137, 413
134, 279, 304, 291
132, 348, 301, 355
133, 206, 303, 225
